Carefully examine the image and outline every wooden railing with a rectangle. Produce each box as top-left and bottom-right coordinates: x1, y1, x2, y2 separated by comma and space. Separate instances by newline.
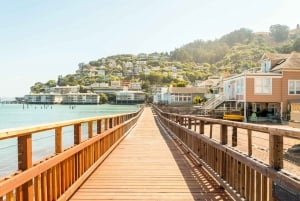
154, 106, 300, 201
0, 108, 143, 201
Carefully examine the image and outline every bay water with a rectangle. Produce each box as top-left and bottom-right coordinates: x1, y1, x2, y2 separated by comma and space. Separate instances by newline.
0, 103, 139, 178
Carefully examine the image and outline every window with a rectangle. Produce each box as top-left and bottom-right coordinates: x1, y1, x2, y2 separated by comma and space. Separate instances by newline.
288, 80, 300, 95
255, 77, 272, 94
236, 78, 244, 95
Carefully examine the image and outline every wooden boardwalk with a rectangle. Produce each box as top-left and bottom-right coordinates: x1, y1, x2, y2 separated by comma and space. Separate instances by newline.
69, 107, 233, 200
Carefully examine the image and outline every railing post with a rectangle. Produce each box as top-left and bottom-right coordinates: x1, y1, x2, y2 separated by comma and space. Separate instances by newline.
97, 119, 102, 134
55, 127, 62, 153
88, 121, 93, 138
109, 118, 113, 128
105, 118, 108, 130
269, 130, 283, 170
232, 127, 237, 147
209, 123, 213, 138
199, 120, 204, 134
74, 123, 81, 145
247, 129, 252, 156
220, 125, 228, 145
18, 134, 33, 200
188, 117, 192, 129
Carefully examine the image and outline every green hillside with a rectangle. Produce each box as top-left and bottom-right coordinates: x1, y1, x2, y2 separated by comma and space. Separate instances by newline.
31, 24, 300, 93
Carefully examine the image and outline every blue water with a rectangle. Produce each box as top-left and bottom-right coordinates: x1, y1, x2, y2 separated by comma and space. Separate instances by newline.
0, 103, 139, 178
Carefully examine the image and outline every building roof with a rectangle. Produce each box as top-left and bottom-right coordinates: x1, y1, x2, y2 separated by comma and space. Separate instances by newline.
261, 53, 290, 69
271, 52, 300, 71
169, 86, 206, 94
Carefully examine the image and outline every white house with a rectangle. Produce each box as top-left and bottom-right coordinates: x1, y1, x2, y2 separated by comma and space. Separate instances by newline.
116, 91, 145, 104
97, 69, 105, 76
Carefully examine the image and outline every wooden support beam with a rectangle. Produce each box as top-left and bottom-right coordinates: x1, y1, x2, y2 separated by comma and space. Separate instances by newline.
74, 124, 81, 145
269, 132, 283, 170
18, 134, 33, 201
97, 119, 102, 134
55, 127, 62, 153
247, 129, 252, 156
199, 120, 204, 134
88, 121, 93, 138
232, 127, 237, 147
220, 125, 228, 145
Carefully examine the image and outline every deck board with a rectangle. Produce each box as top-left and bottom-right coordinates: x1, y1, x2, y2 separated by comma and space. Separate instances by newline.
69, 107, 234, 200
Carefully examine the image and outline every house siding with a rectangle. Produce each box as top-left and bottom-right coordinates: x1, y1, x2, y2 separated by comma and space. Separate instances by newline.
281, 71, 300, 112
245, 77, 281, 102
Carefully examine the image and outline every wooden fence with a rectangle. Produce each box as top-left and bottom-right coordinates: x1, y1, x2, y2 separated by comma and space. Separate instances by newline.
154, 106, 300, 201
0, 108, 143, 201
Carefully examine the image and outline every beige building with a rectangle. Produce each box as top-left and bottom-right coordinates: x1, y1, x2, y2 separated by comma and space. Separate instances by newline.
223, 52, 300, 122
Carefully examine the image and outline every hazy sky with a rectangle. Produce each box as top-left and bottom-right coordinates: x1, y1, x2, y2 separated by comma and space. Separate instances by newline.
0, 0, 298, 97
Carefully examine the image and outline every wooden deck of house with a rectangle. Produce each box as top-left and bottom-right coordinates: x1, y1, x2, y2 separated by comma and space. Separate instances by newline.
69, 107, 233, 200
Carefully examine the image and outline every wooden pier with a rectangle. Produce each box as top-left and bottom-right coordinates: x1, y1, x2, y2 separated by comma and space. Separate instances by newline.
0, 105, 299, 201
70, 107, 233, 200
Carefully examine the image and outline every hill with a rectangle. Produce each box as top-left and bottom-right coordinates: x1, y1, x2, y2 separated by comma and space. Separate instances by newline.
30, 24, 300, 94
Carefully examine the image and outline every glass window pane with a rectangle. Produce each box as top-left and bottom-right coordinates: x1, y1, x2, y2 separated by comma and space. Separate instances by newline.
296, 81, 300, 94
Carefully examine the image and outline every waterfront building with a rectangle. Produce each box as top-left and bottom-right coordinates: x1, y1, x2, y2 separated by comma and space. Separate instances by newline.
222, 52, 300, 123
116, 91, 145, 104
61, 93, 99, 104
24, 94, 63, 104
153, 87, 168, 104
167, 86, 206, 105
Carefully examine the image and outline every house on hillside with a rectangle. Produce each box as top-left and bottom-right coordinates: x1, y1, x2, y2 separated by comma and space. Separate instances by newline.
223, 52, 300, 123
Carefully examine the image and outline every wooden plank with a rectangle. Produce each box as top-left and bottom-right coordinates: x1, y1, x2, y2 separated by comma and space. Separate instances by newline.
41, 172, 47, 201
69, 107, 233, 201
74, 124, 81, 145
18, 134, 33, 201
248, 129, 252, 156
209, 123, 213, 138
262, 175, 268, 201
97, 119, 102, 134
47, 169, 53, 201
34, 175, 41, 201
232, 127, 237, 147
256, 171, 262, 201
220, 125, 228, 145
88, 121, 93, 138
240, 163, 246, 198
55, 127, 62, 153
6, 191, 14, 201
200, 120, 204, 134
269, 133, 283, 170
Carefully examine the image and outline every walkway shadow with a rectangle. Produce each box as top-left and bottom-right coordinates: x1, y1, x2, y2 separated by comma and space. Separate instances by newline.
152, 108, 233, 201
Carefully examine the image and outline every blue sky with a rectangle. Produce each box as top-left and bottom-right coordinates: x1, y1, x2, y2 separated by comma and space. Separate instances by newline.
0, 0, 298, 97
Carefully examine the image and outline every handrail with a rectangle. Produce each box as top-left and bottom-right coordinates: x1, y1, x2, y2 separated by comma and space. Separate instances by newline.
0, 107, 144, 201
153, 105, 300, 201
202, 93, 225, 109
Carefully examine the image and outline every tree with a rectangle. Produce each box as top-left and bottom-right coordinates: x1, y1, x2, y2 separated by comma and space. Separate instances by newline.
293, 37, 300, 52
172, 81, 188, 87
170, 48, 192, 62
30, 82, 44, 93
99, 93, 108, 103
269, 24, 289, 42
141, 80, 150, 92
45, 80, 56, 87
220, 28, 253, 46
193, 95, 203, 104
148, 72, 163, 84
